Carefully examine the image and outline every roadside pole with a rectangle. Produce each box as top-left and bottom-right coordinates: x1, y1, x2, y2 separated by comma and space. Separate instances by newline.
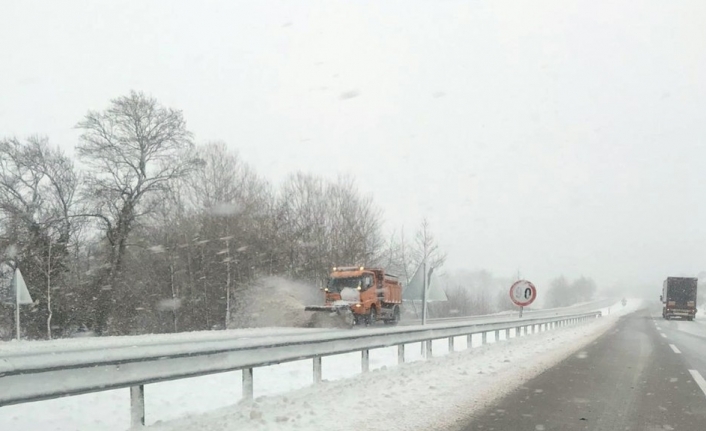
15, 270, 20, 340
421, 260, 427, 325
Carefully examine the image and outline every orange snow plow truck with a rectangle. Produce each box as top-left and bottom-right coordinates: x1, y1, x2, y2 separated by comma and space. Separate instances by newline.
305, 266, 403, 326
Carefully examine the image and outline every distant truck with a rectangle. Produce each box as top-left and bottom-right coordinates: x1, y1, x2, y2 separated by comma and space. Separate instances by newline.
661, 277, 698, 320
306, 266, 403, 326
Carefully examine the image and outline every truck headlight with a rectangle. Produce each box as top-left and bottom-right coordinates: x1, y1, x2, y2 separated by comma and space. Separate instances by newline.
355, 303, 362, 308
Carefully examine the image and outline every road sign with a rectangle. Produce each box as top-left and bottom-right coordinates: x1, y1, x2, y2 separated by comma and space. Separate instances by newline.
1, 268, 34, 340
1, 268, 33, 305
13, 269, 33, 304
509, 279, 537, 307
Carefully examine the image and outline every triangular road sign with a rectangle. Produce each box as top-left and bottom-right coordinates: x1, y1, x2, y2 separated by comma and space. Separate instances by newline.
12, 268, 33, 305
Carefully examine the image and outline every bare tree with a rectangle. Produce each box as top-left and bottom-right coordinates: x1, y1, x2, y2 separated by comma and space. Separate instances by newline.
412, 218, 447, 274
276, 173, 383, 284
0, 136, 79, 339
547, 275, 571, 307
326, 175, 383, 269
76, 91, 201, 334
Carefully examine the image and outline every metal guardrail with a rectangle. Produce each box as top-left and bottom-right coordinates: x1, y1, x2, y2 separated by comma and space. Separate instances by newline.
0, 311, 602, 427
400, 298, 616, 325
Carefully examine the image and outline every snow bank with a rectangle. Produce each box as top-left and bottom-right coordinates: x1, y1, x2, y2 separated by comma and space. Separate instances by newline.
146, 300, 644, 431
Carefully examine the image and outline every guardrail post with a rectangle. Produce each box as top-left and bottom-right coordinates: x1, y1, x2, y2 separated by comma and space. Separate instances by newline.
425, 340, 433, 358
362, 349, 370, 372
494, 330, 500, 342
467, 333, 473, 347
516, 327, 522, 337
448, 336, 455, 352
313, 356, 322, 384
130, 385, 145, 427
242, 368, 254, 400
398, 344, 405, 364
505, 328, 510, 340
481, 332, 487, 345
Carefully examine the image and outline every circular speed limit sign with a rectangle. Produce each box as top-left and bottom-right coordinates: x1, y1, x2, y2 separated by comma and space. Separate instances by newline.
509, 280, 537, 307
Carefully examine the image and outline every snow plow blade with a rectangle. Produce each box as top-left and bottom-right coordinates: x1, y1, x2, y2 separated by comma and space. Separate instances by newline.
304, 305, 336, 312
304, 305, 355, 328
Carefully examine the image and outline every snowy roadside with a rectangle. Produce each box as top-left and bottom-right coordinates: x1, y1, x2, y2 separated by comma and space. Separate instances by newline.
147, 299, 644, 431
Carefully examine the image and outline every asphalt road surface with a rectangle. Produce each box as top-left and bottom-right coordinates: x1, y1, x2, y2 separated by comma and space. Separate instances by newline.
461, 307, 706, 431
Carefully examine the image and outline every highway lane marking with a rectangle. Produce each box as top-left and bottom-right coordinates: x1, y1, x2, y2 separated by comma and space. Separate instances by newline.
669, 344, 681, 354
660, 333, 667, 338
689, 370, 706, 398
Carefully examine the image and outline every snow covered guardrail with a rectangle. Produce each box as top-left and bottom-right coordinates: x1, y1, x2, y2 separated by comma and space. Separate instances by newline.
0, 311, 601, 427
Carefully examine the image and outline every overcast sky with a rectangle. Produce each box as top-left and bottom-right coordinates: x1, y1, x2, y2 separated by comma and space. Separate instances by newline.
2, 1, 706, 292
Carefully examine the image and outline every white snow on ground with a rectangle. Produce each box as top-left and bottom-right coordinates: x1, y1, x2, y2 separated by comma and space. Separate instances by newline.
0, 299, 641, 431
0, 326, 334, 357
144, 300, 643, 431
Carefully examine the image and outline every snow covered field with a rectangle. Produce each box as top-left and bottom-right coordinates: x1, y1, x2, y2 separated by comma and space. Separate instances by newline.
0, 300, 639, 431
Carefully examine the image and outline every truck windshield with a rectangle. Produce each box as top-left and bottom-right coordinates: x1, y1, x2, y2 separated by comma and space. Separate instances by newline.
327, 277, 362, 293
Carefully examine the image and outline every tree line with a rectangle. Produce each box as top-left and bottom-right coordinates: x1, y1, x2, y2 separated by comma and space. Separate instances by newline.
0, 91, 443, 339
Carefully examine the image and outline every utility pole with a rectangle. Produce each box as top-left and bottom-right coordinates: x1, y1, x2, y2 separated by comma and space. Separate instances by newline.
46, 238, 52, 339
421, 260, 427, 325
15, 269, 20, 341
219, 236, 234, 329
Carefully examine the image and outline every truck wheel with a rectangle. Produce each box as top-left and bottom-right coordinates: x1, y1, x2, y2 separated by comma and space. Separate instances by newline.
392, 305, 400, 325
384, 306, 400, 325
367, 307, 377, 326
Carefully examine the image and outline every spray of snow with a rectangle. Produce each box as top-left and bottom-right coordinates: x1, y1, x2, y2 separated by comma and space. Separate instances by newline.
229, 276, 321, 329
156, 298, 182, 312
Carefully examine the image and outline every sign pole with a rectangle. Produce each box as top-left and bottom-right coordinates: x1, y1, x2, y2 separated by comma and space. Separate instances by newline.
15, 269, 20, 340
519, 305, 523, 318
421, 260, 427, 326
